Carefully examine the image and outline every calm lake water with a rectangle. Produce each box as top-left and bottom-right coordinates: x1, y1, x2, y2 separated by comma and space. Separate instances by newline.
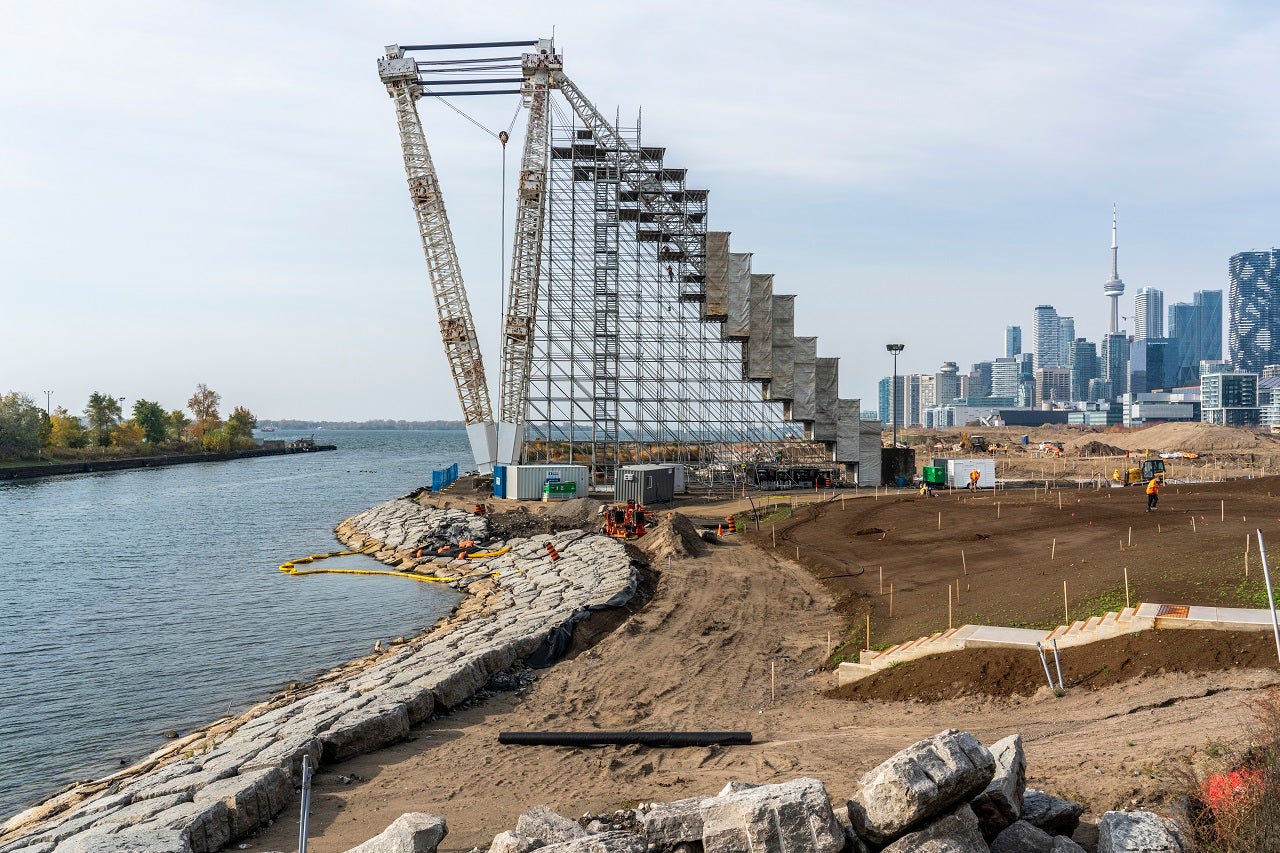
0, 429, 469, 819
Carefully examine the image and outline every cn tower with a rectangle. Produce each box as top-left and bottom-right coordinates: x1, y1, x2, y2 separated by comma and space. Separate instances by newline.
1103, 204, 1124, 334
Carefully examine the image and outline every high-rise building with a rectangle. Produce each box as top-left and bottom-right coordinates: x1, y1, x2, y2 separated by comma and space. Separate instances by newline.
1032, 305, 1062, 369
1169, 290, 1223, 386
969, 361, 993, 399
1134, 287, 1163, 340
1034, 367, 1071, 404
1201, 371, 1259, 426
1005, 326, 1022, 358
1068, 338, 1099, 402
1058, 317, 1075, 367
1101, 333, 1129, 401
935, 362, 961, 406
901, 375, 922, 428
1129, 338, 1169, 395
990, 358, 1020, 399
1229, 250, 1280, 372
1103, 205, 1125, 334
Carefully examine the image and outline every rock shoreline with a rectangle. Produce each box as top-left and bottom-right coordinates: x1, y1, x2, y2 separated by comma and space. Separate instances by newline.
0, 498, 637, 853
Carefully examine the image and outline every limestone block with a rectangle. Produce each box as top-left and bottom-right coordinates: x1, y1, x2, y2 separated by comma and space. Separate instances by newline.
847, 730, 995, 845
700, 777, 844, 853
990, 819, 1054, 853
375, 683, 436, 725
969, 734, 1025, 838
240, 734, 322, 785
95, 793, 192, 828
344, 812, 448, 853
514, 805, 586, 845
193, 766, 292, 839
0, 840, 53, 853
880, 804, 987, 853
123, 764, 237, 802
428, 660, 488, 710
321, 704, 411, 764
487, 830, 541, 853
536, 833, 645, 852
642, 795, 708, 848
1020, 791, 1083, 838
54, 829, 193, 852
1097, 811, 1186, 853
130, 800, 230, 853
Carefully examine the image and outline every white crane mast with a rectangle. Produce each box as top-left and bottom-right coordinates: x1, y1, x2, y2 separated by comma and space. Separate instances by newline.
379, 44, 497, 473
496, 40, 558, 465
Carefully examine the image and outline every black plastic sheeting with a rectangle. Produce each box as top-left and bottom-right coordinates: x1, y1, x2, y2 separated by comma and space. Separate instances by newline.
499, 731, 752, 747
524, 560, 643, 669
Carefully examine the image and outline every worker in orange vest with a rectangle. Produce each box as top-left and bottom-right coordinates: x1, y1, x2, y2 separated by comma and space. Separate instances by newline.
968, 469, 980, 491
1145, 475, 1161, 512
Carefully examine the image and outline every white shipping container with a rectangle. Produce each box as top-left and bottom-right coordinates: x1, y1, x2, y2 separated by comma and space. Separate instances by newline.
506, 464, 590, 501
944, 458, 996, 489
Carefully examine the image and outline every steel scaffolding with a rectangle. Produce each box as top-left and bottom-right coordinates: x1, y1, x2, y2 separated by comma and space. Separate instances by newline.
521, 105, 819, 483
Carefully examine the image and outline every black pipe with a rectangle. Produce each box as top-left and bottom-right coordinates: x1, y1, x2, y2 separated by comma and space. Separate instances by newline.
498, 731, 752, 747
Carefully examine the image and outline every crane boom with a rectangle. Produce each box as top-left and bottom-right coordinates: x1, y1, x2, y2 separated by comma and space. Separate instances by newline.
496, 41, 557, 465
379, 45, 497, 473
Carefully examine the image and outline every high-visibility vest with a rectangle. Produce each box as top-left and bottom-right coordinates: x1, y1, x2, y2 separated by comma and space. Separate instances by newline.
1146, 479, 1159, 495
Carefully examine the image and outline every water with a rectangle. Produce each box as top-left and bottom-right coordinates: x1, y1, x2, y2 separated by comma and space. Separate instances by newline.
0, 429, 469, 820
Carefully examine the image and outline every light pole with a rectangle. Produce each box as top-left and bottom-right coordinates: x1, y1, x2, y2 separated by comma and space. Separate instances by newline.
43, 390, 52, 415
886, 344, 904, 448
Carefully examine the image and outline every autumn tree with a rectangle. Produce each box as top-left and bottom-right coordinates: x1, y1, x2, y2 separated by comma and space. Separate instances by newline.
132, 399, 169, 444
0, 392, 43, 455
84, 392, 123, 448
186, 384, 222, 446
47, 407, 87, 448
167, 409, 191, 443
111, 420, 145, 448
225, 406, 258, 449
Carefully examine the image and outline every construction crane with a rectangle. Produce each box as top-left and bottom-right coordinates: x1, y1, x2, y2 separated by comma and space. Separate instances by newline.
379, 37, 700, 472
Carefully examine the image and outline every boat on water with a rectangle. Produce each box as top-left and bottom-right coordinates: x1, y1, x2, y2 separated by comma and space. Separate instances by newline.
260, 426, 277, 432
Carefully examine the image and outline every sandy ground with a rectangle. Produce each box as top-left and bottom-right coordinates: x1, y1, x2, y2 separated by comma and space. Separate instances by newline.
244, 480, 1280, 852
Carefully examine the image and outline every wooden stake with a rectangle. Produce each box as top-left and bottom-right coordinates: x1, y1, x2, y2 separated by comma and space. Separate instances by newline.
1221, 499, 1225, 522
1128, 526, 1132, 547
795, 545, 800, 560
961, 550, 967, 574
889, 583, 894, 616
948, 585, 953, 630
826, 630, 831, 658
1063, 580, 1069, 625
772, 525, 776, 547
997, 501, 1001, 518
879, 565, 883, 594
938, 511, 942, 530
1059, 493, 1062, 510
1124, 567, 1130, 609
1051, 538, 1056, 560
771, 661, 776, 701
1192, 516, 1197, 533
955, 577, 960, 602
866, 613, 871, 651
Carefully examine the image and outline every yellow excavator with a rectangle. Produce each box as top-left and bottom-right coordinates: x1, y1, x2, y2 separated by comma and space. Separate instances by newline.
1113, 458, 1166, 486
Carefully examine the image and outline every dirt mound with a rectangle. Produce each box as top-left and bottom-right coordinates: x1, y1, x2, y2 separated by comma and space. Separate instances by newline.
540, 497, 602, 529
1072, 422, 1280, 454
830, 630, 1279, 702
486, 507, 555, 540
633, 511, 706, 561
1076, 440, 1126, 457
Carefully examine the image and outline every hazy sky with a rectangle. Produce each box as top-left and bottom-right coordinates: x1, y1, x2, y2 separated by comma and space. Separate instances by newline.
4, 1, 1279, 421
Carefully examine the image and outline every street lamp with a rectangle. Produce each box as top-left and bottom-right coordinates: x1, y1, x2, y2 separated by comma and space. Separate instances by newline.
886, 344, 905, 448
43, 390, 52, 415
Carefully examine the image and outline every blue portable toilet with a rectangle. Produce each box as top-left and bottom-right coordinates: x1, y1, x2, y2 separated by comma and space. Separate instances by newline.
492, 464, 506, 499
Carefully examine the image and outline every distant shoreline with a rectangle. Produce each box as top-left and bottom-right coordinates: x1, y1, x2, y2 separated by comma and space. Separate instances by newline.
0, 444, 337, 482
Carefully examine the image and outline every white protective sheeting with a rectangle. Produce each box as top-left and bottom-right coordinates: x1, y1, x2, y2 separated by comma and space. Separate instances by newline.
725, 252, 753, 339
790, 337, 817, 423
466, 422, 497, 474
703, 232, 730, 319
767, 295, 795, 402
858, 417, 883, 485
835, 398, 862, 462
813, 357, 839, 442
747, 274, 774, 381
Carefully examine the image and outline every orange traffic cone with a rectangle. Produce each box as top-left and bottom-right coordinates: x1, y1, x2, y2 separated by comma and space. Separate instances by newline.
717, 524, 723, 536
545, 542, 560, 561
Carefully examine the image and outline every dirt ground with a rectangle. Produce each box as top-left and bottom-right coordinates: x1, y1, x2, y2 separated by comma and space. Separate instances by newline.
242, 474, 1280, 853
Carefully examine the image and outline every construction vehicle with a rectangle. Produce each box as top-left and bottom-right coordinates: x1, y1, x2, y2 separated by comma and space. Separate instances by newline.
601, 501, 649, 539
1114, 458, 1167, 486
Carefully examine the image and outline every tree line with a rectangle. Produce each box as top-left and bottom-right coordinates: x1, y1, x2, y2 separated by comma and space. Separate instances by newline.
0, 384, 258, 458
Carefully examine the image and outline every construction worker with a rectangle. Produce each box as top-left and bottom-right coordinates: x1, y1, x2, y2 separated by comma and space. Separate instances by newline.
1112, 469, 1122, 484
666, 264, 674, 282
1146, 475, 1161, 512
968, 469, 980, 491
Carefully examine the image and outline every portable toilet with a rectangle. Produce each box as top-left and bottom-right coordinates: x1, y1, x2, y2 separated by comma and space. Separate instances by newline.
492, 464, 507, 499
667, 463, 687, 494
615, 464, 675, 505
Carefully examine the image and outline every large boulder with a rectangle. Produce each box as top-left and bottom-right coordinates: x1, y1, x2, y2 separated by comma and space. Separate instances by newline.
847, 730, 996, 845
698, 777, 844, 853
1020, 791, 1084, 837
345, 812, 448, 853
486, 830, 542, 853
1097, 811, 1186, 853
642, 795, 709, 849
538, 833, 646, 852
990, 820, 1053, 853
879, 804, 988, 853
969, 735, 1025, 839
53, 830, 193, 852
515, 806, 587, 846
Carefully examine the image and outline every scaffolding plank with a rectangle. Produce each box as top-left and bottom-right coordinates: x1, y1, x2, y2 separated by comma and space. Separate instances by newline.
747, 274, 774, 381
790, 337, 817, 423
725, 252, 752, 339
767, 295, 795, 402
813, 357, 839, 442
703, 231, 730, 319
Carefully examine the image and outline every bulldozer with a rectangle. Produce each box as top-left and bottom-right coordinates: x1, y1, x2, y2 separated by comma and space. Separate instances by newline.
1113, 458, 1167, 486
601, 501, 649, 539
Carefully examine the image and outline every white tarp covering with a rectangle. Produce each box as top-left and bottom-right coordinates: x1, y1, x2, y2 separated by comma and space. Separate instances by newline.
813, 357, 839, 441
703, 231, 730, 319
767, 295, 795, 401
726, 253, 752, 339
747, 274, 773, 380
858, 417, 883, 485
790, 336, 817, 422
836, 398, 861, 462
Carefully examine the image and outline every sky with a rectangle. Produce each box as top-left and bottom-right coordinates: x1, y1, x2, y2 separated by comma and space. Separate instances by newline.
3, 1, 1280, 422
